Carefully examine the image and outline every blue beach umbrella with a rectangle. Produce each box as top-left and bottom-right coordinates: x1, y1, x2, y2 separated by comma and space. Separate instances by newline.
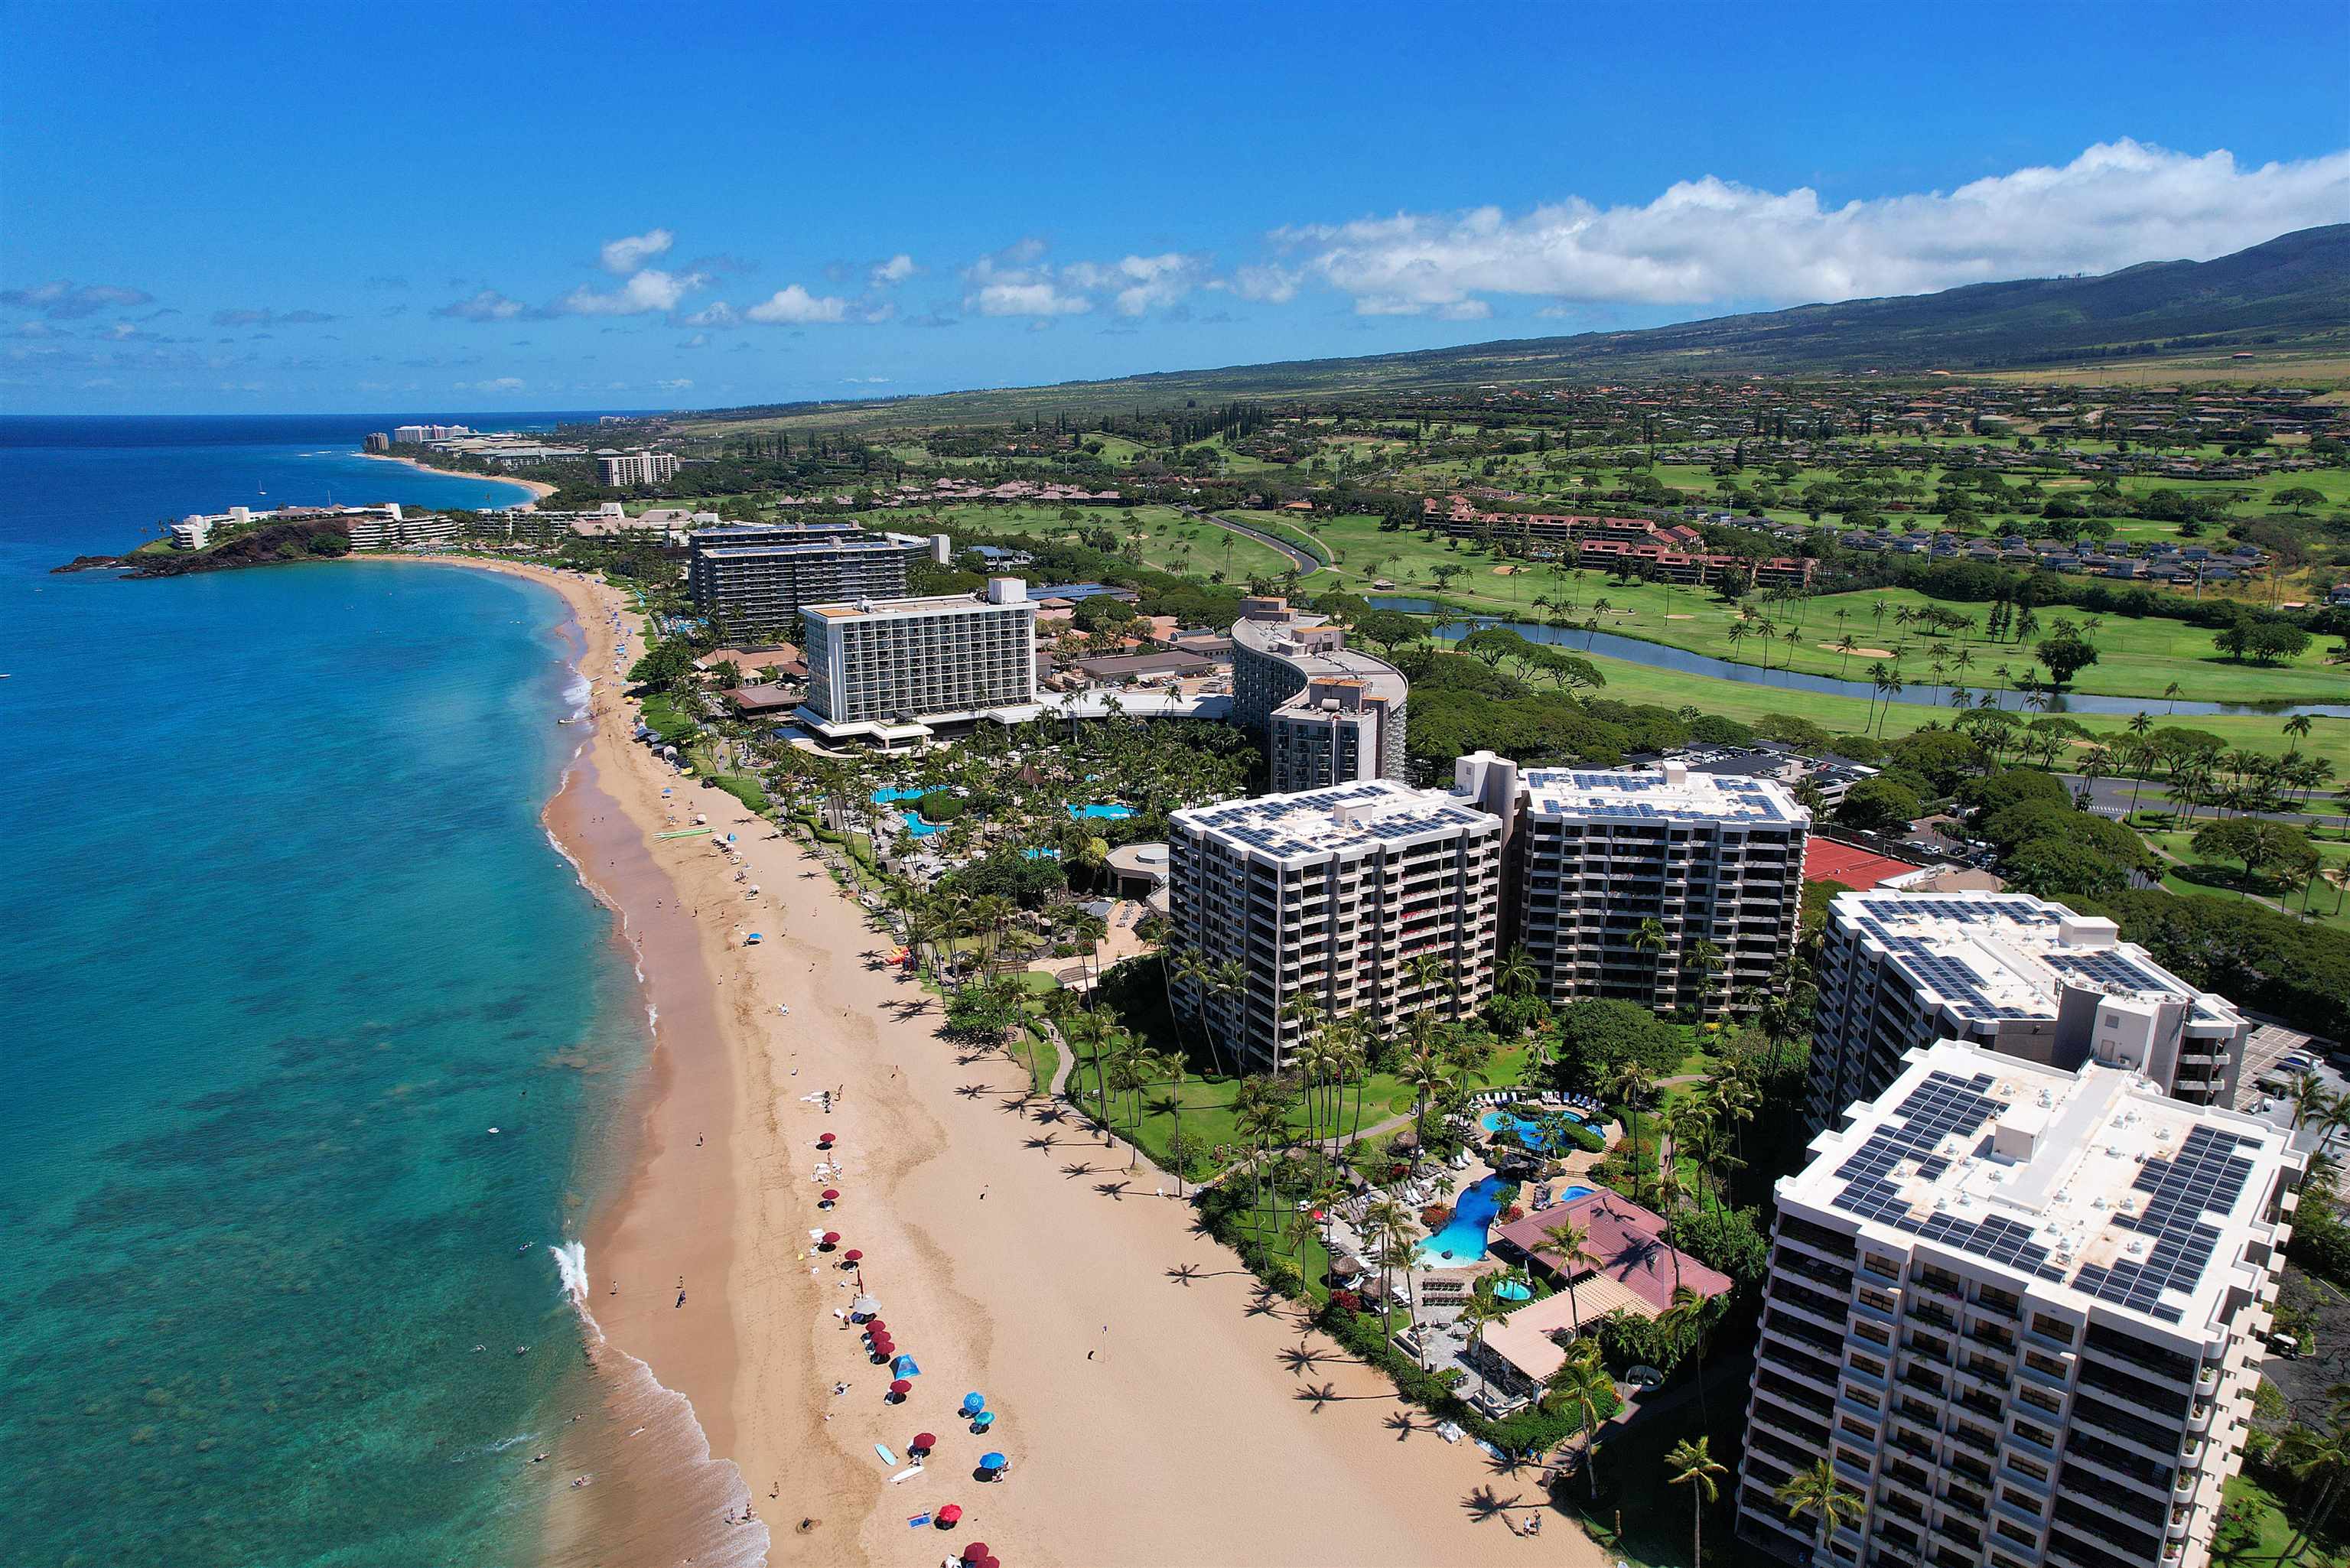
960, 1392, 985, 1414
979, 1453, 1006, 1471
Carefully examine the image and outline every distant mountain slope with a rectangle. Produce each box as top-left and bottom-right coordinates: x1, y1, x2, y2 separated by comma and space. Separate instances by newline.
679, 226, 2350, 430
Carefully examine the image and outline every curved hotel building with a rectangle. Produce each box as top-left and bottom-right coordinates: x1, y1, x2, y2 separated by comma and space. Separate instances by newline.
1229, 597, 1408, 792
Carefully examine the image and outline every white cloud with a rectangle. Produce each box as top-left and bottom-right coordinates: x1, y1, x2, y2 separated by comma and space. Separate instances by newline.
973, 281, 1091, 317
1065, 252, 1212, 316
656, 377, 693, 392
744, 285, 851, 324
558, 268, 705, 317
1225, 264, 1300, 304
682, 301, 739, 329
870, 253, 918, 287
601, 229, 675, 274
456, 376, 526, 392
435, 289, 526, 322
2, 281, 154, 319
1273, 139, 2350, 315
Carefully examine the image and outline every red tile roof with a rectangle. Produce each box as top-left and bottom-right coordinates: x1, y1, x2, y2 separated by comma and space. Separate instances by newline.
1492, 1190, 1733, 1313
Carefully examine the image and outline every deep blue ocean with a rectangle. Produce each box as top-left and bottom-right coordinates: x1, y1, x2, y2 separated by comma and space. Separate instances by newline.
0, 416, 655, 1566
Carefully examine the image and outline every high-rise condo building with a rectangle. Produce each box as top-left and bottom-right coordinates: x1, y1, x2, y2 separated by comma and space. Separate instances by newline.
1736, 1039, 2300, 1568
688, 525, 917, 642
1229, 598, 1408, 792
594, 448, 681, 486
1167, 779, 1501, 1072
797, 578, 1037, 741
1450, 751, 1808, 1019
1806, 890, 2250, 1133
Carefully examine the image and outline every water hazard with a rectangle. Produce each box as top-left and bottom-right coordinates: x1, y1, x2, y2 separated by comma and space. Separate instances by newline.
1369, 597, 2350, 720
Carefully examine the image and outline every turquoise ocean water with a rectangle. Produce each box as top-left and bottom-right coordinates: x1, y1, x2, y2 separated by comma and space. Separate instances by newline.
0, 417, 663, 1566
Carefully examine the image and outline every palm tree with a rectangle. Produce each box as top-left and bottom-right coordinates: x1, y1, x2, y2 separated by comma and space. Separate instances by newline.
1539, 1216, 1600, 1335
1774, 1457, 1863, 1557
1632, 916, 1671, 996
1540, 1343, 1613, 1501
2279, 1414, 2350, 1562
1404, 1046, 1447, 1149
1665, 1436, 1726, 1567
1160, 1049, 1190, 1197
1834, 632, 1858, 675
1608, 1062, 1657, 1202
1657, 1283, 1712, 1423
1362, 1198, 1414, 1335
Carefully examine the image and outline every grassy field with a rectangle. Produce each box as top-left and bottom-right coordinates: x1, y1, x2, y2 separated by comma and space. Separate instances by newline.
2139, 828, 2350, 934
1293, 513, 2345, 703
879, 502, 1301, 584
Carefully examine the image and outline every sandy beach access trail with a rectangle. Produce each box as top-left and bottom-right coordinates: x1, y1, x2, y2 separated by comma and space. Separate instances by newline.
399, 555, 1606, 1568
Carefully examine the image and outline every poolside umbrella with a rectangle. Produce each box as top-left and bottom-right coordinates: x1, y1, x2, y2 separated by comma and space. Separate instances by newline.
979, 1453, 1005, 1472
935, 1505, 962, 1527
911, 1433, 937, 1455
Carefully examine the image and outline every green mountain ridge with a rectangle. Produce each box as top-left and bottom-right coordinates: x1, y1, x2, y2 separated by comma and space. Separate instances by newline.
680, 226, 2350, 428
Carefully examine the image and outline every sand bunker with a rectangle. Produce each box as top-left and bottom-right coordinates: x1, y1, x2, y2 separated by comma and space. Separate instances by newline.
1821, 642, 1895, 658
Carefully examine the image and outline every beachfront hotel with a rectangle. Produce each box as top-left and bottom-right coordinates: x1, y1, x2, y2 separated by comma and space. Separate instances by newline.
1805, 890, 2251, 1134
1450, 751, 1808, 1019
1735, 1039, 2301, 1568
1229, 597, 1409, 792
796, 578, 1039, 743
1165, 779, 1501, 1073
688, 525, 919, 642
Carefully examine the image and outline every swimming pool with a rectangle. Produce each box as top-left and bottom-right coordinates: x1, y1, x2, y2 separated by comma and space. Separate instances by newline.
1482, 1107, 1597, 1152
1068, 802, 1134, 820
903, 815, 949, 838
871, 786, 925, 805
1415, 1174, 1505, 1264
1021, 847, 1062, 860
1493, 1280, 1531, 1302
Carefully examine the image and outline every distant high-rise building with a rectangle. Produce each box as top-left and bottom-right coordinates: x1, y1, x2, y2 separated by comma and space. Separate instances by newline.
1736, 1038, 2300, 1568
687, 525, 917, 642
1230, 597, 1408, 791
1806, 890, 2250, 1132
798, 578, 1038, 740
594, 448, 681, 486
1167, 779, 1502, 1072
392, 425, 428, 444
1451, 751, 1808, 1019
363, 432, 391, 454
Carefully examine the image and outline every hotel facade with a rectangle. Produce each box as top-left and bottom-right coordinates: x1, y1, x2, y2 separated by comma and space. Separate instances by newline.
798, 577, 1038, 740
1229, 598, 1408, 792
688, 525, 916, 642
1452, 751, 1809, 1019
1806, 890, 2251, 1134
1166, 779, 1501, 1072
1737, 1039, 2300, 1568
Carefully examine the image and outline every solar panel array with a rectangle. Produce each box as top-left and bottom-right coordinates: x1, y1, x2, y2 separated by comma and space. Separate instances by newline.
1186, 782, 1486, 860
2072, 1124, 2257, 1324
1522, 768, 1802, 825
1828, 1069, 2068, 1284
1875, 934, 2043, 1020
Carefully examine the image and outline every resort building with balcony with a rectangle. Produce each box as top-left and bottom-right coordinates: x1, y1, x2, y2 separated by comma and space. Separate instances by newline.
1166, 779, 1501, 1073
1805, 890, 2251, 1134
1229, 597, 1408, 792
796, 577, 1039, 743
689, 525, 919, 642
1736, 1038, 2301, 1568
1450, 751, 1808, 1019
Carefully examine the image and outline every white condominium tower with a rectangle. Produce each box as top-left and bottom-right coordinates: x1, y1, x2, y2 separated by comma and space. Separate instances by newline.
594, 448, 681, 486
1451, 751, 1808, 1019
1229, 597, 1409, 792
1166, 779, 1501, 1073
1737, 1039, 2300, 1568
798, 578, 1037, 740
1807, 891, 2250, 1133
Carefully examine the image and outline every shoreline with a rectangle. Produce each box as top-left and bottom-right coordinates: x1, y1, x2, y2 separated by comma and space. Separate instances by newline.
376, 550, 1606, 1568
357, 447, 558, 501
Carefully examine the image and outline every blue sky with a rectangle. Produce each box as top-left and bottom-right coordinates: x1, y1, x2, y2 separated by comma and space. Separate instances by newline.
5, 0, 2345, 415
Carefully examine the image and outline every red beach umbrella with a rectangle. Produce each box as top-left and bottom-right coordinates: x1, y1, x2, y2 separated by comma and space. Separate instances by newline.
817, 1133, 835, 1144
822, 1231, 841, 1245
936, 1504, 962, 1526
864, 1319, 886, 1333
890, 1378, 912, 1394
912, 1432, 937, 1451
843, 1249, 864, 1263
822, 1189, 841, 1201
962, 1544, 988, 1560
978, 1557, 1000, 1568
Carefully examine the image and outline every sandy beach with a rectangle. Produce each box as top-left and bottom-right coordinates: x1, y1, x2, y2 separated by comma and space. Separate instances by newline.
394, 554, 1608, 1568
357, 447, 559, 500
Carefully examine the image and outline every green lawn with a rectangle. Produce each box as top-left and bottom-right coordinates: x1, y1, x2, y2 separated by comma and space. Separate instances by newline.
1293, 514, 2343, 704
871, 502, 1300, 584
2222, 1472, 2348, 1567
2140, 828, 2350, 934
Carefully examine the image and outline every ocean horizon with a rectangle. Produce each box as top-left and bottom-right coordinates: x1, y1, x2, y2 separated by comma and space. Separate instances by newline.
0, 414, 658, 1565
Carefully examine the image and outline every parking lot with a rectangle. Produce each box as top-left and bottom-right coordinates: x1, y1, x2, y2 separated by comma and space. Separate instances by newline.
2236, 1021, 2344, 1114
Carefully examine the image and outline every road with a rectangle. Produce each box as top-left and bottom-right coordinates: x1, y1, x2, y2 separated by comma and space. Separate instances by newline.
2057, 773, 2341, 827
1183, 506, 1326, 577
